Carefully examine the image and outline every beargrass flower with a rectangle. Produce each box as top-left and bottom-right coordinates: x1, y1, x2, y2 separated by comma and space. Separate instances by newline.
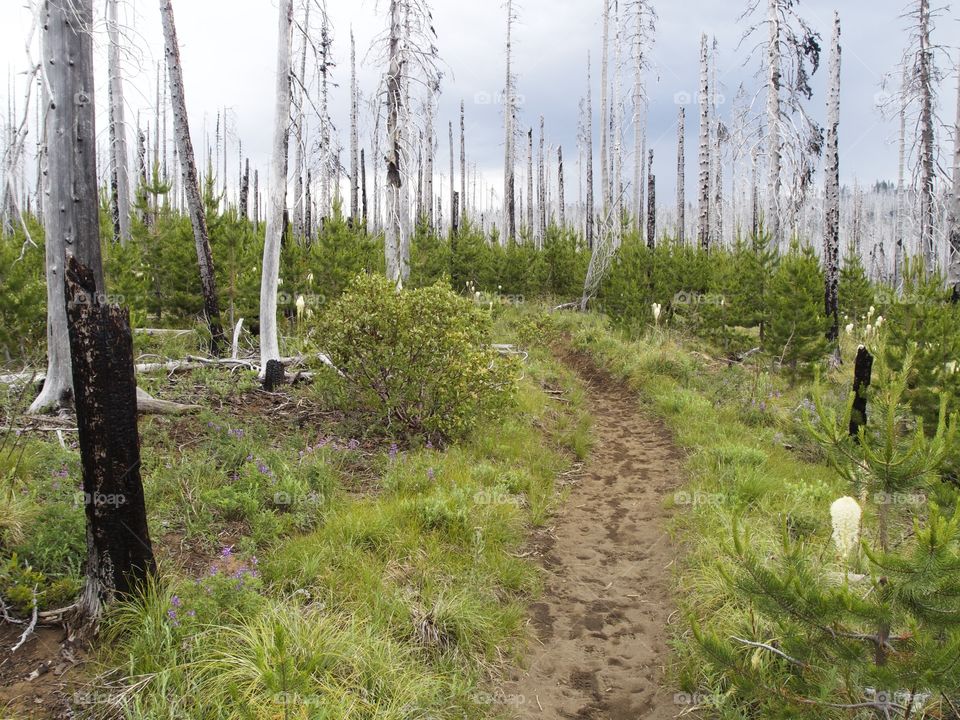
830, 496, 862, 561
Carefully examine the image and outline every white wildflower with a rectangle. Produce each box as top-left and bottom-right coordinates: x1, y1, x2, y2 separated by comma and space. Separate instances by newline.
830, 496, 862, 560
295, 295, 306, 320
652, 303, 662, 324
845, 323, 854, 335
875, 315, 884, 329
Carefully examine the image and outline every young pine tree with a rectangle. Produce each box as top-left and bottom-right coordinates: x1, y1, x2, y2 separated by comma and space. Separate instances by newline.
696, 356, 960, 718
765, 242, 830, 377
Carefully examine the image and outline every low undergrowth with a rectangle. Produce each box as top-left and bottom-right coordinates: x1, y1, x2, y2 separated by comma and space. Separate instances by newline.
0, 306, 590, 719
552, 311, 960, 719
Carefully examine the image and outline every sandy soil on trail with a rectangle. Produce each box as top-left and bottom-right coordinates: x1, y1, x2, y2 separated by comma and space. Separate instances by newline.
502, 355, 683, 719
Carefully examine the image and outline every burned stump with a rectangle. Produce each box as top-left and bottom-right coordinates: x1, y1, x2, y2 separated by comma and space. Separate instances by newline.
849, 345, 874, 440
263, 359, 285, 392
65, 257, 155, 626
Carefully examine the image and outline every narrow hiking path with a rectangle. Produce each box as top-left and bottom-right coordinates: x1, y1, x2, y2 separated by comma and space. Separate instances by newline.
503, 352, 683, 720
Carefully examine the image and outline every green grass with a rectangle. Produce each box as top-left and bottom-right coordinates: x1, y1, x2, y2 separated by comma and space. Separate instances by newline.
0, 307, 590, 719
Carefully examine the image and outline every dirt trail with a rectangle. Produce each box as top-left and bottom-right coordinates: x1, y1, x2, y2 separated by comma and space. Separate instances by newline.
503, 353, 682, 719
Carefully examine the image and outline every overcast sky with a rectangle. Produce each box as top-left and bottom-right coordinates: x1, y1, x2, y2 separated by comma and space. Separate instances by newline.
1, 0, 958, 207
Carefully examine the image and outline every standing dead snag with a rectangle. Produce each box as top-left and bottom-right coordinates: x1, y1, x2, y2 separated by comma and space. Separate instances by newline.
65, 257, 156, 626
30, 0, 104, 414
823, 12, 841, 342
259, 0, 294, 372
849, 345, 873, 439
160, 0, 225, 355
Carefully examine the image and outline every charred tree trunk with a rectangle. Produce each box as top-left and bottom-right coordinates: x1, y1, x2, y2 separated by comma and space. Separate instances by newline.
160, 0, 224, 355
361, 148, 368, 226
849, 345, 874, 439
239, 158, 250, 220
558, 145, 565, 227
646, 149, 656, 248
66, 257, 155, 626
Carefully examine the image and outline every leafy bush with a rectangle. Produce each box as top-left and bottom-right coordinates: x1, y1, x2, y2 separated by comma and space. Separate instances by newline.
319, 274, 518, 443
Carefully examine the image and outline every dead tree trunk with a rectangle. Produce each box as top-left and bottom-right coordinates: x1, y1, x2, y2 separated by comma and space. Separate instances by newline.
30, 0, 104, 414
350, 29, 359, 223
107, 0, 131, 245
946, 51, 960, 288
259, 0, 293, 369
849, 345, 873, 439
917, 0, 936, 273
503, 0, 516, 242
646, 149, 656, 248
766, 0, 782, 246
526, 128, 534, 237
599, 0, 610, 215
385, 0, 404, 282
558, 145, 565, 227
361, 148, 368, 225
676, 107, 685, 243
697, 33, 711, 250
160, 0, 224, 355
239, 158, 250, 220
585, 51, 595, 249
66, 257, 155, 627
538, 115, 547, 241
824, 12, 841, 341
460, 100, 467, 228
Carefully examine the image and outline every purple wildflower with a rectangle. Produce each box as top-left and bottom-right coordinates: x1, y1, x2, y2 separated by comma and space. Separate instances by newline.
389, 443, 398, 461
171, 595, 181, 608
427, 468, 435, 481
221, 545, 233, 558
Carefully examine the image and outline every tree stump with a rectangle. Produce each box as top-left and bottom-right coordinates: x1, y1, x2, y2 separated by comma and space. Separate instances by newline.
849, 345, 874, 439
65, 257, 155, 628
263, 359, 285, 392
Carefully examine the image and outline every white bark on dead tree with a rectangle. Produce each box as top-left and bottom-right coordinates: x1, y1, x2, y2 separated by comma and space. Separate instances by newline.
697, 34, 711, 250
824, 12, 841, 340
106, 0, 131, 245
259, 0, 293, 371
676, 107, 685, 244
948, 53, 960, 288
503, 0, 516, 242
350, 28, 359, 222
31, 0, 104, 414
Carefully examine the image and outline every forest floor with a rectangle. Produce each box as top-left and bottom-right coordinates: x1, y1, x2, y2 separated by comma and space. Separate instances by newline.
502, 351, 682, 720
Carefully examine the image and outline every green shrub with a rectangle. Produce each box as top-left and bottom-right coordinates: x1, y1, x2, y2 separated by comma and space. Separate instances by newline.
319, 274, 518, 443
